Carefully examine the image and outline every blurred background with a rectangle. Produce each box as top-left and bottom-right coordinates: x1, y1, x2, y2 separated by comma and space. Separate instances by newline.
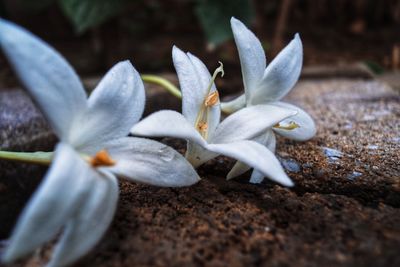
0, 0, 399, 88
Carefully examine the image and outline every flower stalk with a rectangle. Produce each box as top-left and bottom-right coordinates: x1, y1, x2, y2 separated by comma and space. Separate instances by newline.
0, 150, 53, 165
141, 74, 182, 99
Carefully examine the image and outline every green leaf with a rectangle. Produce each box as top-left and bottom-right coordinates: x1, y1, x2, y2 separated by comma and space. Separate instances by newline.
58, 0, 123, 33
195, 0, 254, 46
363, 60, 385, 75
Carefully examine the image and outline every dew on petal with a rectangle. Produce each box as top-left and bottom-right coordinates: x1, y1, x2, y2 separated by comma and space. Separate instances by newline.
158, 146, 175, 162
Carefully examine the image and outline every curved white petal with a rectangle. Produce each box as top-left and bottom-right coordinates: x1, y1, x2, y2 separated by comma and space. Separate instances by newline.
104, 137, 200, 187
249, 131, 277, 184
272, 102, 316, 141
47, 172, 118, 267
226, 130, 276, 179
231, 17, 266, 102
250, 34, 303, 104
249, 170, 264, 184
207, 140, 293, 186
0, 19, 87, 141
71, 61, 145, 153
130, 110, 207, 147
172, 47, 220, 139
226, 161, 250, 180
2, 143, 94, 263
173, 47, 216, 120
212, 105, 296, 144
264, 130, 277, 153
220, 94, 246, 114
185, 141, 219, 168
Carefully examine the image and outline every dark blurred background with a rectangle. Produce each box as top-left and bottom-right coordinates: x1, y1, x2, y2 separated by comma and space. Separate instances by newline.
0, 0, 399, 83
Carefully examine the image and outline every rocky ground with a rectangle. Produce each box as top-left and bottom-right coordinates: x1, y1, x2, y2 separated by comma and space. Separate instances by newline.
0, 75, 399, 267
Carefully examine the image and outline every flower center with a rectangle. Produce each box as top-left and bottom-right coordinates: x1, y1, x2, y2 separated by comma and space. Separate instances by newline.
194, 62, 224, 139
273, 121, 300, 130
90, 149, 116, 167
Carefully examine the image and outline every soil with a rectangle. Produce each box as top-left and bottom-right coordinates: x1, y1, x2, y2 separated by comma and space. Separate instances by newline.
0, 78, 400, 267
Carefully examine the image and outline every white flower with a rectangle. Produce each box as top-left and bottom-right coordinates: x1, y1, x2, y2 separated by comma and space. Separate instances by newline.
0, 19, 199, 267
131, 46, 297, 187
220, 17, 317, 183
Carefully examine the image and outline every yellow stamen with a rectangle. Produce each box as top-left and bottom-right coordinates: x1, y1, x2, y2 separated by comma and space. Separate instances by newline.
273, 121, 300, 130
197, 121, 208, 133
205, 91, 219, 107
90, 149, 116, 167
193, 61, 224, 140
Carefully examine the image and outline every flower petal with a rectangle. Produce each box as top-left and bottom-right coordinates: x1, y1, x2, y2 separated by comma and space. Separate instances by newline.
0, 19, 87, 141
2, 143, 94, 263
172, 47, 220, 139
271, 102, 316, 141
207, 140, 293, 186
212, 104, 296, 144
185, 141, 219, 168
248, 132, 278, 184
247, 130, 277, 184
130, 110, 206, 146
130, 111, 218, 169
172, 46, 210, 124
250, 34, 303, 104
249, 170, 264, 184
220, 94, 246, 114
71, 61, 145, 153
47, 171, 118, 267
231, 17, 266, 102
226, 130, 276, 179
226, 161, 250, 180
104, 137, 200, 187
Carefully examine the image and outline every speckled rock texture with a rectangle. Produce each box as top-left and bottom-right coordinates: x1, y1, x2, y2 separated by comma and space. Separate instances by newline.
1, 78, 399, 267
0, 88, 55, 150
0, 88, 56, 238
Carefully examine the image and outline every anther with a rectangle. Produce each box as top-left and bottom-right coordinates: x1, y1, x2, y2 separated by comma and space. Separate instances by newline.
205, 91, 219, 107
90, 149, 116, 167
273, 121, 300, 130
197, 121, 208, 133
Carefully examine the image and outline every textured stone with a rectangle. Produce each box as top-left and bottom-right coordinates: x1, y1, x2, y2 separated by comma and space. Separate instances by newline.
0, 88, 55, 150
0, 88, 56, 238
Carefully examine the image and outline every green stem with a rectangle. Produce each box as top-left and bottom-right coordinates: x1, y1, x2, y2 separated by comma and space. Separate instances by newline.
0, 151, 53, 165
141, 74, 182, 99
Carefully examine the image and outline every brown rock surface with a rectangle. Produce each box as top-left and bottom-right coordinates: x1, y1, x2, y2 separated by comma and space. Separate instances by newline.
1, 78, 399, 267
0, 88, 56, 238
